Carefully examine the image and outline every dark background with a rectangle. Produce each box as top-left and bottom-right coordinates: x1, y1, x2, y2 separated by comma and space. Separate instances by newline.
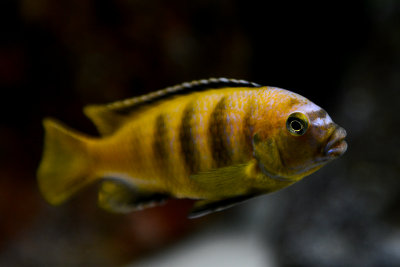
0, 0, 399, 266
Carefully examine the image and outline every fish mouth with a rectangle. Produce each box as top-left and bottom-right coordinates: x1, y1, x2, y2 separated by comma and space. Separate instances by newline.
324, 126, 347, 158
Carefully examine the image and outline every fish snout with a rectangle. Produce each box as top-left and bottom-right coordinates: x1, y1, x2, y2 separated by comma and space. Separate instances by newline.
324, 126, 347, 158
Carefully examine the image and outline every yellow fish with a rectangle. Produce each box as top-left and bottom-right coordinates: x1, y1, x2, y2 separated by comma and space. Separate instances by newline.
37, 78, 347, 218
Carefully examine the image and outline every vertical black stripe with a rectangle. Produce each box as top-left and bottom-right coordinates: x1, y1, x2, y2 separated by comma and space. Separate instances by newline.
180, 102, 198, 174
153, 114, 168, 171
208, 96, 231, 167
242, 99, 254, 158
131, 130, 143, 169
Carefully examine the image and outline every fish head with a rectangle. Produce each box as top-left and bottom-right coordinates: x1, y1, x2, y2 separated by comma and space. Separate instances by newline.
253, 89, 347, 181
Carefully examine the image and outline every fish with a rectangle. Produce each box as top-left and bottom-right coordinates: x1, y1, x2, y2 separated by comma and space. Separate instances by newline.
37, 78, 347, 218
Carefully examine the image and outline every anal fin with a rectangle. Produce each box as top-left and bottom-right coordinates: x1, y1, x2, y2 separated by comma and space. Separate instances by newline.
98, 180, 169, 213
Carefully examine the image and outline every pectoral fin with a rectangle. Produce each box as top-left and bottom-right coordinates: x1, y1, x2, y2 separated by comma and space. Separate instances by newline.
188, 194, 259, 218
189, 162, 258, 196
188, 161, 262, 218
98, 180, 169, 213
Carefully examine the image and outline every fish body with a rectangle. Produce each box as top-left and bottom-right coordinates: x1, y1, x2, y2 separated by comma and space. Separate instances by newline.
37, 78, 347, 217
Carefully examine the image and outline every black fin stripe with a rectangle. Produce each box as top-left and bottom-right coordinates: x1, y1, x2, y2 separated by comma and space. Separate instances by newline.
106, 78, 262, 115
188, 194, 257, 219
208, 96, 231, 168
180, 102, 199, 174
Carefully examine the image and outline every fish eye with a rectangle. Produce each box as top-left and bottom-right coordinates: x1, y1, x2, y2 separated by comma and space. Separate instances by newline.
286, 112, 309, 136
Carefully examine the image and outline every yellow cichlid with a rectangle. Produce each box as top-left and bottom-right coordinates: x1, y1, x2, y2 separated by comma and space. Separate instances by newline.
37, 78, 347, 218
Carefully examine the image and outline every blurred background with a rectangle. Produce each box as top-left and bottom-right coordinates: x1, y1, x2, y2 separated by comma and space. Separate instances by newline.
1, 0, 399, 266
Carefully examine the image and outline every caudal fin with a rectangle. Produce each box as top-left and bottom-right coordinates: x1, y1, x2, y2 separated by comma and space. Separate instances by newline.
37, 118, 96, 205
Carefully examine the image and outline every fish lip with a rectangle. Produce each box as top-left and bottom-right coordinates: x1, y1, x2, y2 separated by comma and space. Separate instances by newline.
324, 126, 347, 158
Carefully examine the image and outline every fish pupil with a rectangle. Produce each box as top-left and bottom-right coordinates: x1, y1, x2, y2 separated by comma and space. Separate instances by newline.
290, 120, 303, 132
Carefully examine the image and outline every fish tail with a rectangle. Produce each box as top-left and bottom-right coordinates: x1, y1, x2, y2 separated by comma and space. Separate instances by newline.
37, 118, 97, 205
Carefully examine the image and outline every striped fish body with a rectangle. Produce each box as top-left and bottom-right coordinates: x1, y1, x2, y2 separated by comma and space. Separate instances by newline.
37, 78, 347, 217
92, 89, 264, 199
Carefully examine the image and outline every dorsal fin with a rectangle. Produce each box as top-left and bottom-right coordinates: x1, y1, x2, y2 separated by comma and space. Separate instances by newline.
83, 105, 126, 136
105, 77, 262, 115
84, 78, 262, 136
